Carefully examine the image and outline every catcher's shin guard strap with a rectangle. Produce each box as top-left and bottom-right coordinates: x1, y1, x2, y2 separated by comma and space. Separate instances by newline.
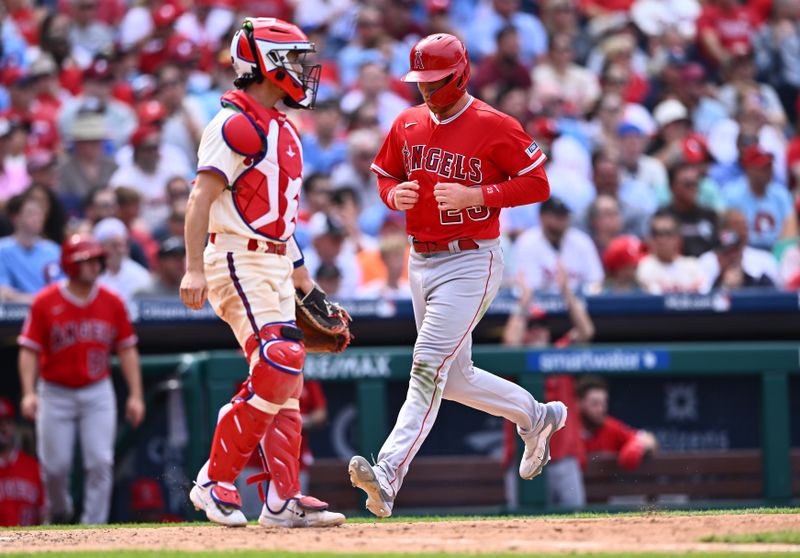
208, 399, 274, 484
262, 407, 303, 500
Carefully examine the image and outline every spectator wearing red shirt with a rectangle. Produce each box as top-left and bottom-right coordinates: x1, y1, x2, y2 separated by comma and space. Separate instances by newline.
577, 376, 658, 471
697, 0, 758, 69
18, 234, 145, 524
502, 263, 595, 508
0, 397, 44, 526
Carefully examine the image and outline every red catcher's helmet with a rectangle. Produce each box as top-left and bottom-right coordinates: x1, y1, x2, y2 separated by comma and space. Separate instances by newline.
402, 33, 470, 110
230, 18, 321, 109
61, 235, 106, 279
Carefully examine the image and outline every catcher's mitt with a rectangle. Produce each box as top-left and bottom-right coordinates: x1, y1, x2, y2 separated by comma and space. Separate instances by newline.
295, 286, 352, 353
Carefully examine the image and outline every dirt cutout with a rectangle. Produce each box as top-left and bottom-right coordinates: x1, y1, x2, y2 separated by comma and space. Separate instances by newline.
1, 513, 798, 555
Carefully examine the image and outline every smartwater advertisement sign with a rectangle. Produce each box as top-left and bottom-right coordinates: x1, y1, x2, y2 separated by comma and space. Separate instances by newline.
527, 349, 671, 373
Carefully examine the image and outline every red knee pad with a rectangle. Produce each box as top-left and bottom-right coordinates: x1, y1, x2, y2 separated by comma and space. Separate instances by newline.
208, 399, 274, 484
262, 407, 303, 500
246, 323, 305, 405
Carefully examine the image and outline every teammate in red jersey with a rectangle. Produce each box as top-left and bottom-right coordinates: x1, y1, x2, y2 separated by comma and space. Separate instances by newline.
179, 17, 344, 528
0, 398, 44, 526
577, 376, 659, 471
17, 235, 145, 524
348, 33, 568, 517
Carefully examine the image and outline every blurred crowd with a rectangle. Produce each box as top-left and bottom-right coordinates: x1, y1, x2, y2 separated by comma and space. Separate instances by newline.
1, 0, 800, 304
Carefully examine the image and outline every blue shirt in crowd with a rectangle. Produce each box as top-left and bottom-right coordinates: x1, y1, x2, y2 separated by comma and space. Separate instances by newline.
723, 178, 793, 251
301, 135, 348, 176
0, 237, 62, 294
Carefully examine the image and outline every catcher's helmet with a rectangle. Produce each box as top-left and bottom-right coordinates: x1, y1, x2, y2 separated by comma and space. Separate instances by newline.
61, 234, 106, 279
230, 17, 321, 110
402, 33, 470, 110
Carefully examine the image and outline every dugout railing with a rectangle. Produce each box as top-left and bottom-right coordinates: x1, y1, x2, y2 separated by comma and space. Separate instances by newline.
128, 342, 798, 512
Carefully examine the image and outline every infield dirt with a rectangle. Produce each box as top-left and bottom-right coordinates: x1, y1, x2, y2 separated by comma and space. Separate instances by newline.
1, 513, 799, 555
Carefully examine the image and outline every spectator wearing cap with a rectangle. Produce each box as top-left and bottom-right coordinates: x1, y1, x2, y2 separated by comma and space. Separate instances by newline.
93, 217, 152, 305
707, 89, 788, 186
696, 0, 758, 70
466, 0, 548, 66
68, 0, 113, 68
472, 26, 533, 105
717, 45, 787, 128
753, 0, 800, 122
137, 237, 186, 297
110, 126, 190, 231
0, 398, 45, 526
530, 33, 599, 118
637, 209, 708, 293
722, 145, 796, 251
701, 227, 776, 290
331, 128, 381, 210
0, 194, 61, 303
656, 133, 725, 212
649, 99, 692, 167
602, 235, 645, 292
584, 151, 650, 238
304, 212, 361, 299
56, 112, 118, 209
698, 208, 781, 288
617, 122, 665, 214
586, 194, 623, 256
58, 57, 137, 149
341, 62, 410, 135
514, 197, 604, 294
0, 119, 30, 203
301, 101, 348, 176
666, 165, 719, 257
672, 63, 728, 138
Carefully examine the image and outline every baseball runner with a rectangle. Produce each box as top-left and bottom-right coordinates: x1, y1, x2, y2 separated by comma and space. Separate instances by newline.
179, 17, 346, 528
348, 34, 568, 517
18, 235, 145, 524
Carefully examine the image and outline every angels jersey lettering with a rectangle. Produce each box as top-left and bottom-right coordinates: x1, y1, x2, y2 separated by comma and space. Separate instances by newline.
371, 96, 547, 242
18, 283, 137, 388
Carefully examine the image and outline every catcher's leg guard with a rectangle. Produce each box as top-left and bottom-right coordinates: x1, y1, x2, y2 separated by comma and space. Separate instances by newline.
207, 323, 305, 485
263, 407, 303, 500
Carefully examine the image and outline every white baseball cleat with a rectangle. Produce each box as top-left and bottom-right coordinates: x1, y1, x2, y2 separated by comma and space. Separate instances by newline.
348, 455, 394, 518
258, 496, 346, 528
519, 401, 568, 480
189, 482, 248, 527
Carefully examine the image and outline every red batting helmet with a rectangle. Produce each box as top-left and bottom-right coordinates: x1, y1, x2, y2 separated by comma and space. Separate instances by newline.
402, 33, 470, 110
61, 235, 106, 279
230, 18, 321, 109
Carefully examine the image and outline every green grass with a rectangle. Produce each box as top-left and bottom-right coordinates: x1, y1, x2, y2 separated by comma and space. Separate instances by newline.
3, 506, 797, 531
2, 552, 800, 558
702, 530, 800, 544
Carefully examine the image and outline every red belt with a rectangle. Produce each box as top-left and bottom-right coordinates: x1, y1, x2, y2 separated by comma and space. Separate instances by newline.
412, 238, 480, 254
209, 233, 287, 255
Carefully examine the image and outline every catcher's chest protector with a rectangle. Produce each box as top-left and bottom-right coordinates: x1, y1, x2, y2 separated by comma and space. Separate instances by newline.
220, 91, 303, 241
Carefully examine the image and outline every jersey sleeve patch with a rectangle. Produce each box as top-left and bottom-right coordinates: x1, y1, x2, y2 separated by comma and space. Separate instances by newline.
525, 140, 541, 158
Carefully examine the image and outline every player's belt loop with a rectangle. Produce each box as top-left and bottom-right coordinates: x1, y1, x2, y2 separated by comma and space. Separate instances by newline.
447, 240, 461, 254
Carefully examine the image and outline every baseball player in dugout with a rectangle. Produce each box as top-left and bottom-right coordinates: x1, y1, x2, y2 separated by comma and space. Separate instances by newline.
349, 33, 568, 517
17, 235, 145, 525
179, 18, 346, 528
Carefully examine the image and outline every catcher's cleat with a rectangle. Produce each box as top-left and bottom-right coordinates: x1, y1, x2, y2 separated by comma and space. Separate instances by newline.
348, 456, 394, 518
189, 482, 248, 527
258, 495, 346, 528
519, 401, 568, 480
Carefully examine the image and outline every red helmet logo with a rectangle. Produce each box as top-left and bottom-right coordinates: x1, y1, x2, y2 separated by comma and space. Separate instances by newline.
402, 34, 470, 110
